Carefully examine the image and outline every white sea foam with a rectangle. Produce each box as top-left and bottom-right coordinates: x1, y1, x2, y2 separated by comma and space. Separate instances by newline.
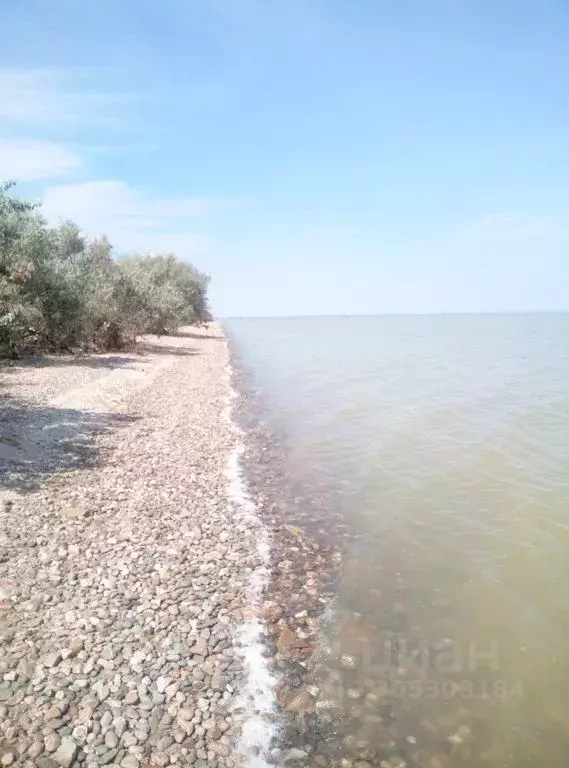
223, 357, 276, 766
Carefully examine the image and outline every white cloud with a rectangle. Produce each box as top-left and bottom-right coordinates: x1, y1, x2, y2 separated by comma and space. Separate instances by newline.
42, 180, 224, 256
0, 68, 125, 126
0, 68, 133, 182
1, 68, 223, 259
0, 70, 68, 123
0, 139, 82, 181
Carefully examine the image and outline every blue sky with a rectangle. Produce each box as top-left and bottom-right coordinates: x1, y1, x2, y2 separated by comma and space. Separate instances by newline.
1, 0, 568, 316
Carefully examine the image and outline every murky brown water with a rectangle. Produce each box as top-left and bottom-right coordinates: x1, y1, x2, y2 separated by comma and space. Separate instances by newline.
226, 314, 569, 767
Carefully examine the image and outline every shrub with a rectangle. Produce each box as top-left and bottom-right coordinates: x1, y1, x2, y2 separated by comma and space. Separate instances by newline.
0, 182, 211, 356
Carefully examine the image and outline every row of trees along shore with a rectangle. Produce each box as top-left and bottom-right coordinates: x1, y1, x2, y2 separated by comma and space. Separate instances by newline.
0, 182, 212, 358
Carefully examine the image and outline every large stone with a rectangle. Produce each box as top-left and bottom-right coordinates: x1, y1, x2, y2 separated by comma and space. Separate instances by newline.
44, 652, 63, 668
122, 732, 137, 748
69, 637, 85, 654
98, 748, 118, 765
179, 721, 195, 737
124, 690, 139, 705
284, 748, 309, 764
45, 733, 60, 753
92, 681, 109, 701
285, 690, 315, 711
72, 725, 89, 743
121, 757, 140, 768
1, 749, 17, 767
156, 677, 169, 693
53, 737, 78, 767
28, 741, 44, 759
213, 742, 230, 758
276, 627, 299, 652
61, 504, 91, 520
113, 716, 127, 737
104, 730, 118, 749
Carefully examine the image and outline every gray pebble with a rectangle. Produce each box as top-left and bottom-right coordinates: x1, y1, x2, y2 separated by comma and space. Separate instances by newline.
122, 732, 137, 748
53, 736, 78, 767
124, 690, 139, 705
45, 733, 60, 753
104, 730, 119, 749
151, 752, 169, 767
98, 747, 118, 765
121, 756, 140, 768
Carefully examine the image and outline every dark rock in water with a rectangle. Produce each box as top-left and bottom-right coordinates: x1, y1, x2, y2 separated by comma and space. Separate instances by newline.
277, 627, 299, 652
284, 747, 309, 765
285, 690, 315, 711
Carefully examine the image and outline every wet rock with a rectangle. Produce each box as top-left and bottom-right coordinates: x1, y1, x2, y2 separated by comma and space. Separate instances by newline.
286, 690, 315, 711
285, 748, 309, 763
277, 627, 299, 652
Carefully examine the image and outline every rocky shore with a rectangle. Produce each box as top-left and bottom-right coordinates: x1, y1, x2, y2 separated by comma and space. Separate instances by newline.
0, 327, 270, 768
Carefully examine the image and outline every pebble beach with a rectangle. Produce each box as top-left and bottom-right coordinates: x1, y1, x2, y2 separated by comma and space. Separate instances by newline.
0, 326, 274, 768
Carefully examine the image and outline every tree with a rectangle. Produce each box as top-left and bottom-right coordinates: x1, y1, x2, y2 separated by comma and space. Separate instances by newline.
0, 182, 212, 356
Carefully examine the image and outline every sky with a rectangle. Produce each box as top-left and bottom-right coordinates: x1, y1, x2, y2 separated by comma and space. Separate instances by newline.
1, 0, 568, 317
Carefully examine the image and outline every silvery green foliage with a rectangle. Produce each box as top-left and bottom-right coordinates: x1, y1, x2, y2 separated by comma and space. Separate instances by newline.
0, 183, 211, 356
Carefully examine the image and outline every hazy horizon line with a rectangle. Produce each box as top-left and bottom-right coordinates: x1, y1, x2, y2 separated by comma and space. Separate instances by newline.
218, 310, 569, 321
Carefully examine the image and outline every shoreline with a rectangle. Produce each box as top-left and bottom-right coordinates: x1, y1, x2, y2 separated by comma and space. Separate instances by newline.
226, 336, 348, 766
223, 360, 277, 766
0, 326, 274, 768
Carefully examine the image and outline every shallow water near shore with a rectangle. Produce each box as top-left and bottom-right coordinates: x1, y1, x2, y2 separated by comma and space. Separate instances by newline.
225, 313, 569, 767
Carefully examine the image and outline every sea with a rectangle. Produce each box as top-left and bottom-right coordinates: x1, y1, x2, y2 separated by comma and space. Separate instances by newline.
225, 313, 569, 768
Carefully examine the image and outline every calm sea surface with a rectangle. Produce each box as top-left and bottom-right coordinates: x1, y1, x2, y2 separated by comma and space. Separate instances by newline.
226, 314, 569, 767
